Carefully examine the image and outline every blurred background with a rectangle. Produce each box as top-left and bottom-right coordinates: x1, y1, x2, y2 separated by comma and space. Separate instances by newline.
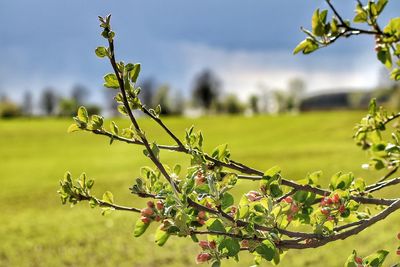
1, 0, 400, 266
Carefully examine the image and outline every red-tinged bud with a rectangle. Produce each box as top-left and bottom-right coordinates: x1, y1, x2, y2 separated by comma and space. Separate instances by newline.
209, 241, 216, 249
198, 210, 206, 219
320, 199, 327, 207
249, 190, 261, 196
198, 219, 206, 225
141, 207, 154, 216
230, 206, 237, 214
155, 215, 161, 222
287, 214, 293, 222
195, 176, 206, 186
327, 198, 333, 205
338, 204, 345, 214
355, 256, 363, 264
205, 202, 212, 208
260, 185, 267, 194
327, 216, 334, 221
156, 201, 164, 210
321, 208, 330, 216
198, 240, 209, 249
147, 201, 155, 208
246, 191, 262, 202
332, 194, 340, 203
282, 196, 293, 203
141, 216, 151, 224
291, 204, 299, 213
196, 253, 211, 264
241, 239, 249, 248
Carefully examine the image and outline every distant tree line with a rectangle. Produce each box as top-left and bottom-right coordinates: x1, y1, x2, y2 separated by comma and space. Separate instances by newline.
1, 68, 399, 119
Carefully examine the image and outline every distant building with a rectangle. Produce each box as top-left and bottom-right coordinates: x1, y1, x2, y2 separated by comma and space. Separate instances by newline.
299, 92, 351, 111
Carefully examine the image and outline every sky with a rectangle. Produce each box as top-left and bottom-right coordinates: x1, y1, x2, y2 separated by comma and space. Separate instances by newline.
1, 0, 399, 104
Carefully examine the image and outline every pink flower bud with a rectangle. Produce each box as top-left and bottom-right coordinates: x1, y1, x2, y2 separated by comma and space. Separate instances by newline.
283, 196, 293, 203
141, 207, 154, 216
290, 204, 299, 213
198, 210, 206, 219
156, 201, 164, 210
140, 216, 151, 224
209, 241, 216, 249
147, 201, 155, 208
196, 253, 211, 263
198, 241, 209, 249
332, 193, 340, 203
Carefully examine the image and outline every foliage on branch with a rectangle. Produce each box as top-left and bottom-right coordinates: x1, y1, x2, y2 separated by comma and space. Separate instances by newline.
294, 0, 400, 81
58, 3, 400, 266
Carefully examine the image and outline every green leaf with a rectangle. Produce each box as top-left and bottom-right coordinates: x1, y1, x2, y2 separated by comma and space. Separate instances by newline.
221, 192, 234, 210
110, 121, 119, 135
173, 164, 181, 175
117, 105, 128, 116
130, 63, 141, 83
133, 219, 149, 237
391, 68, 400, 80
377, 47, 392, 69
67, 124, 80, 133
376, 0, 388, 15
312, 9, 325, 36
270, 183, 283, 198
263, 166, 281, 180
103, 73, 120, 89
206, 218, 226, 233
95, 46, 108, 58
293, 38, 319, 55
238, 195, 250, 219
90, 115, 104, 130
354, 5, 368, 23
219, 238, 240, 257
255, 239, 276, 261
353, 178, 366, 192
363, 250, 389, 267
330, 172, 354, 190
155, 226, 170, 246
77, 106, 89, 123
102, 191, 114, 204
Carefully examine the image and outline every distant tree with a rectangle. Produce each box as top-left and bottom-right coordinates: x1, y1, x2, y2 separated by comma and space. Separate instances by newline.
0, 95, 21, 118
22, 91, 33, 116
153, 84, 171, 115
223, 94, 244, 114
192, 70, 221, 111
58, 98, 77, 117
71, 85, 90, 106
249, 95, 259, 114
170, 89, 185, 115
40, 88, 57, 116
288, 78, 306, 111
104, 89, 119, 117
85, 104, 102, 116
138, 78, 156, 108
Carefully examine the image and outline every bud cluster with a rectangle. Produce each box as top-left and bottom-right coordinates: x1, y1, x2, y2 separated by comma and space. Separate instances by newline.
196, 240, 217, 264
320, 193, 347, 220
140, 200, 164, 224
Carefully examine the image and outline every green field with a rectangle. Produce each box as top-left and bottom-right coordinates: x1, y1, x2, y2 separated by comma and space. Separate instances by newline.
1, 112, 399, 266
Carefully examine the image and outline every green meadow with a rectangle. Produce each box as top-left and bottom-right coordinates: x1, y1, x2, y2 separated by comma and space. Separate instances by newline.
1, 111, 399, 266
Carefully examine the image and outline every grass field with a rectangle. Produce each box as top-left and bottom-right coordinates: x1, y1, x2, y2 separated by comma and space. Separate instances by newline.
1, 112, 399, 266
